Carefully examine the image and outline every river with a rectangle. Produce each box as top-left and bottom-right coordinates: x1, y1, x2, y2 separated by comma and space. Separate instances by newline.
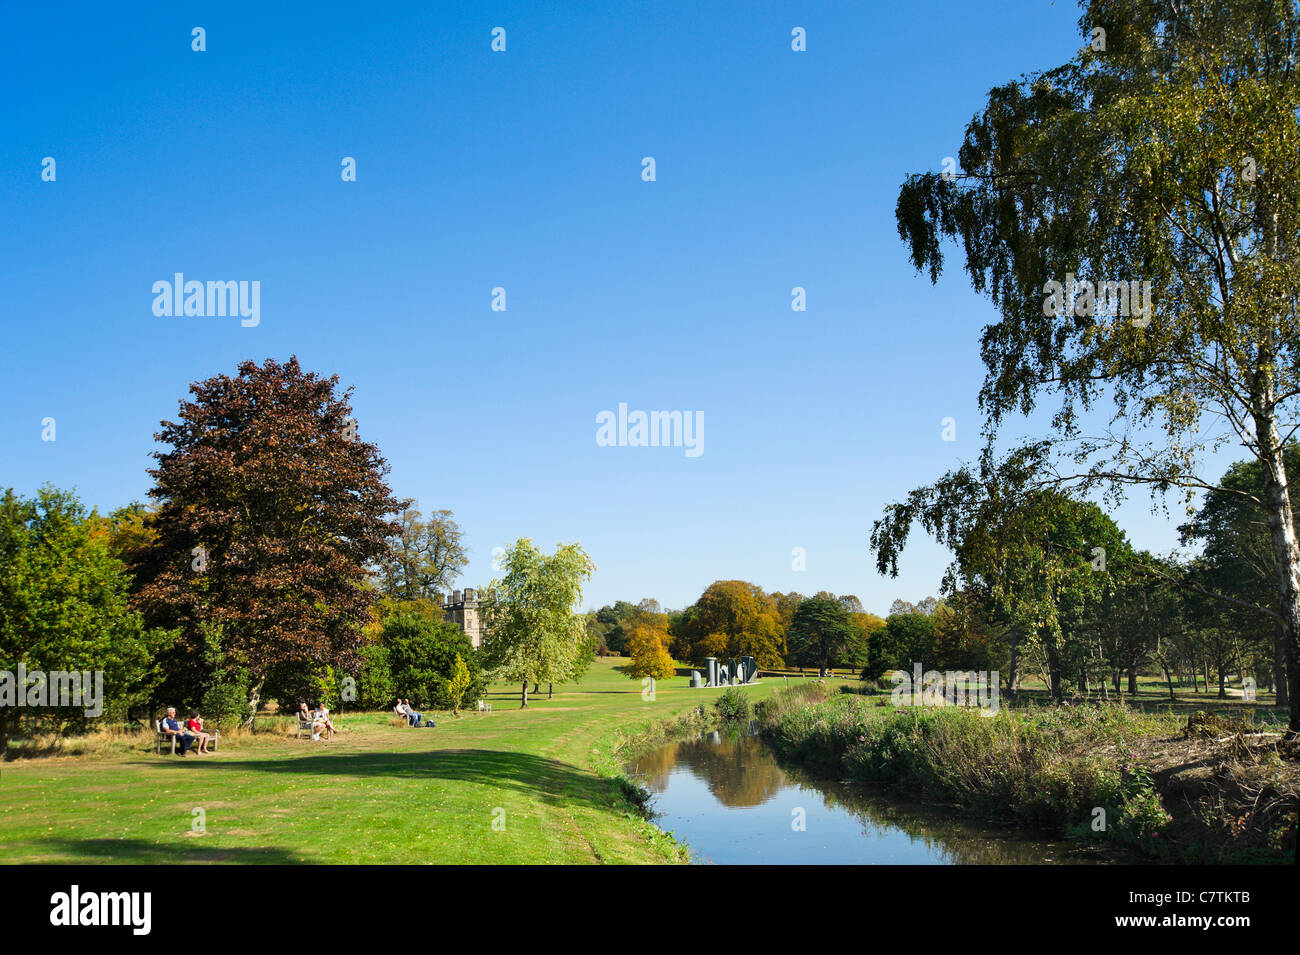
627, 727, 1101, 864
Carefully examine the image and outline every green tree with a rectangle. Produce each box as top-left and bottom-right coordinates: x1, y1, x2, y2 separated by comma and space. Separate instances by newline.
894, 0, 1300, 731
1180, 446, 1300, 707
381, 612, 485, 709
478, 538, 595, 708
873, 453, 1132, 700
446, 654, 472, 716
356, 643, 396, 709
377, 506, 469, 601
595, 600, 638, 655
786, 595, 857, 677
201, 671, 253, 732
0, 486, 168, 754
864, 613, 936, 682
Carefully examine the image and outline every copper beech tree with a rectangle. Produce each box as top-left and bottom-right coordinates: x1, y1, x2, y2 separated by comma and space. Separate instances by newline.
135, 357, 405, 720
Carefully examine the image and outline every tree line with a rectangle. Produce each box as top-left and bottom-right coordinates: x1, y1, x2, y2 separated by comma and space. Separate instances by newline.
0, 357, 598, 752
891, 0, 1300, 733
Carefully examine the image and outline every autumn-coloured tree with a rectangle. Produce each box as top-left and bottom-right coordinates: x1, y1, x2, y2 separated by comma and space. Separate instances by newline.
135, 357, 404, 719
624, 619, 676, 680
446, 653, 472, 716
89, 501, 157, 575
849, 610, 887, 674
670, 580, 786, 668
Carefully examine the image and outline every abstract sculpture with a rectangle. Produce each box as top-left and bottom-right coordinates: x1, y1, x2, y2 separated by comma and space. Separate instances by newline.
700, 656, 758, 687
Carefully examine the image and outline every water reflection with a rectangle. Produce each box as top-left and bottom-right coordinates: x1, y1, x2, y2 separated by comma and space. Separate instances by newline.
638, 729, 787, 808
628, 727, 1100, 865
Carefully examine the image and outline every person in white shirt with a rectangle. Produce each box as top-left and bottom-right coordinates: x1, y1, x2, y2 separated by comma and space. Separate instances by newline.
402, 698, 424, 726
313, 702, 336, 739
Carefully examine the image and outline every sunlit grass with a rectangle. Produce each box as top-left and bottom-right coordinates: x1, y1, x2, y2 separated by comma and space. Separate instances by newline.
0, 658, 777, 864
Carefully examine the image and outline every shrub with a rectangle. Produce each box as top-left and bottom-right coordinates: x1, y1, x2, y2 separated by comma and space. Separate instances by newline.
307, 666, 340, 710
715, 687, 753, 723
200, 671, 252, 731
381, 612, 487, 709
446, 654, 472, 715
357, 644, 395, 709
1115, 788, 1173, 845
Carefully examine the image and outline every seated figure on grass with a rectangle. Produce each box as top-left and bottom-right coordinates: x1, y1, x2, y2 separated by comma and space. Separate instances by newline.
298, 701, 329, 740
397, 698, 433, 728
161, 706, 199, 756
186, 709, 214, 754
314, 702, 337, 739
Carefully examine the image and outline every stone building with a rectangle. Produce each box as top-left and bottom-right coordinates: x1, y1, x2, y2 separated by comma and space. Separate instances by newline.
438, 588, 484, 649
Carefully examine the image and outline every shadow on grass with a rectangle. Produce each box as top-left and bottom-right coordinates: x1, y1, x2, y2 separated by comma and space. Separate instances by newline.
33, 837, 306, 864
152, 748, 616, 811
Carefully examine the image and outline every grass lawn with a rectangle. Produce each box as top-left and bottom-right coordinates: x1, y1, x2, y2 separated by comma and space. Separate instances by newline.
1005, 674, 1289, 728
0, 658, 779, 864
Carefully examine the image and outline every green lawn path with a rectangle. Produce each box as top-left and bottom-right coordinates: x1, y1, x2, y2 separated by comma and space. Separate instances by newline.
0, 658, 781, 864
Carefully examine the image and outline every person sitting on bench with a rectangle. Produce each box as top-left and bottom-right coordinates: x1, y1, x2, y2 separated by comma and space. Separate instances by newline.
402, 698, 425, 726
314, 702, 337, 739
161, 706, 197, 756
186, 709, 214, 754
299, 701, 327, 740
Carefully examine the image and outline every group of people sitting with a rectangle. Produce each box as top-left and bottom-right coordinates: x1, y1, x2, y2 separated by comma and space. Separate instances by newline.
159, 706, 215, 756
394, 698, 434, 728
298, 701, 338, 740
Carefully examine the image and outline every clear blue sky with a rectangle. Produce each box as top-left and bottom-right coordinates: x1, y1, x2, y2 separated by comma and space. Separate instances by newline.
0, 1, 1238, 613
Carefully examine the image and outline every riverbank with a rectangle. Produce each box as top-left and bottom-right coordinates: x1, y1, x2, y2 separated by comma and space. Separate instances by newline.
0, 660, 774, 864
754, 684, 1298, 863
622, 709, 1100, 864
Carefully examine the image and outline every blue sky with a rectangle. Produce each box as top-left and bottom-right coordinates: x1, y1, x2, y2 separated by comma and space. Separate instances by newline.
0, 1, 1240, 613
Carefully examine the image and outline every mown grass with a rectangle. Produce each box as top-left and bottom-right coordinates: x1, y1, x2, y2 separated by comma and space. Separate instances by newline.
0, 659, 776, 864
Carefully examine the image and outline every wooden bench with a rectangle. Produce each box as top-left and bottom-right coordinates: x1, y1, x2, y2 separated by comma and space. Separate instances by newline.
296, 713, 323, 738
155, 720, 219, 754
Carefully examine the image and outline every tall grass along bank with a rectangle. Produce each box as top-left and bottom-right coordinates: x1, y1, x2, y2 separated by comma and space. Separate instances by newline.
756, 685, 1297, 863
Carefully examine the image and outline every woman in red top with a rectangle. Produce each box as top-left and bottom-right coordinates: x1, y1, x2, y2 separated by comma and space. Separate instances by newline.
186, 710, 213, 754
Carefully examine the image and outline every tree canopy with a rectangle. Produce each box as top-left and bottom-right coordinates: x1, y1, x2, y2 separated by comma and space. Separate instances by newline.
894, 0, 1300, 728
134, 356, 404, 715
478, 538, 595, 707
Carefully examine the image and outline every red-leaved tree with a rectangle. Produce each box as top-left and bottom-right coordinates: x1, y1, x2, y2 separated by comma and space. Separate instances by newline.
135, 357, 405, 719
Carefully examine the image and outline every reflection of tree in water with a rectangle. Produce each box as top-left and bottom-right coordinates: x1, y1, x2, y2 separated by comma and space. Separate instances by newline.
632, 733, 1099, 864
634, 733, 788, 808
779, 762, 1098, 865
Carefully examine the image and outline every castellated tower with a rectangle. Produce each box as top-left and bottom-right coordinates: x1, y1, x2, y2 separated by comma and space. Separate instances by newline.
437, 588, 483, 649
